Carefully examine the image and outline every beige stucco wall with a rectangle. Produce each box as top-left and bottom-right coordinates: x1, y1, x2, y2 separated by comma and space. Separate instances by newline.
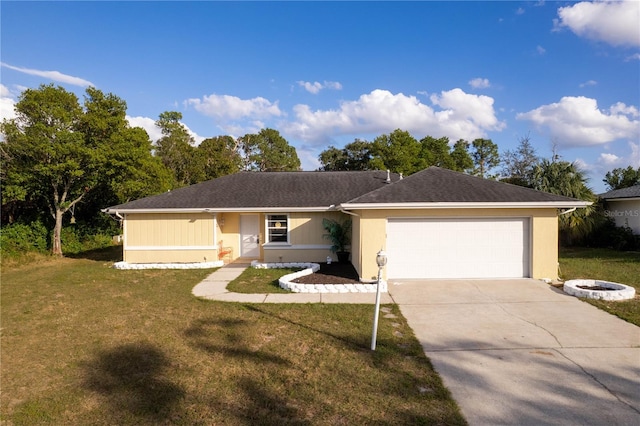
217, 212, 241, 261
263, 211, 350, 262
352, 208, 560, 281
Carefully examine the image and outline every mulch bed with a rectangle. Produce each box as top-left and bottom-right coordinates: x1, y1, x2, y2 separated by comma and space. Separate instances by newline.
577, 285, 617, 291
292, 262, 361, 285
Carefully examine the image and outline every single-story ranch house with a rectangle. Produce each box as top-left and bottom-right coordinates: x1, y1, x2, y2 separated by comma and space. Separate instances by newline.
103, 167, 590, 281
600, 185, 640, 235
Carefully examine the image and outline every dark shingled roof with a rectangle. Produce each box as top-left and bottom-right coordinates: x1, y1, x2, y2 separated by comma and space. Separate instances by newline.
599, 185, 640, 200
344, 167, 583, 204
106, 170, 399, 210
106, 167, 586, 211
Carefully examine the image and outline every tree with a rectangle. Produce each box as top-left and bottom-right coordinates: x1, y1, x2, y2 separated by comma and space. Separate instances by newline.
318, 139, 373, 171
155, 111, 202, 186
603, 166, 640, 190
471, 138, 500, 178
420, 136, 454, 169
196, 136, 242, 180
531, 159, 596, 245
370, 129, 424, 175
501, 135, 540, 187
450, 139, 474, 172
81, 88, 173, 205
238, 128, 300, 171
1, 85, 92, 255
1, 84, 173, 256
318, 146, 347, 171
98, 127, 174, 204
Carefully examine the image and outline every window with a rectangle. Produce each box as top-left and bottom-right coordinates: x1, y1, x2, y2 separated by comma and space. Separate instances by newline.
267, 214, 289, 243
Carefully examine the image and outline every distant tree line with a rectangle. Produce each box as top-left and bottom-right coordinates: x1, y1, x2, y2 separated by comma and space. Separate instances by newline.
2, 84, 637, 256
317, 130, 501, 178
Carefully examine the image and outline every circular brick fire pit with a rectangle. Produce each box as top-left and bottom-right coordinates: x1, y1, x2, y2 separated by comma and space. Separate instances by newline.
563, 279, 636, 301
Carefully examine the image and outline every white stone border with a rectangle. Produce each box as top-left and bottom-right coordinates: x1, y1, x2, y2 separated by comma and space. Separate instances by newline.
113, 260, 224, 270
251, 261, 387, 294
563, 279, 636, 301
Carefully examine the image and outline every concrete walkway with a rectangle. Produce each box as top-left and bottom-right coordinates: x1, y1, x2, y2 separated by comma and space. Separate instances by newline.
191, 262, 395, 304
389, 278, 640, 426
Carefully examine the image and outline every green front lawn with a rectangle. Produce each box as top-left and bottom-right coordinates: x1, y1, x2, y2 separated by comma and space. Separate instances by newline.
559, 247, 640, 326
1, 248, 465, 425
226, 267, 299, 294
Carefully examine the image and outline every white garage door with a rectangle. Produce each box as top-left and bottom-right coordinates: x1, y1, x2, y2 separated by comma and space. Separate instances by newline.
386, 218, 530, 279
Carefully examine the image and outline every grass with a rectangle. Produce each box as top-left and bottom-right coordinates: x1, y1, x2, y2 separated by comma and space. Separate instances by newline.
226, 267, 299, 294
559, 247, 640, 326
1, 246, 465, 425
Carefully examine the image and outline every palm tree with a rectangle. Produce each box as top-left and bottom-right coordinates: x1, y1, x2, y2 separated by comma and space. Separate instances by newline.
532, 159, 596, 245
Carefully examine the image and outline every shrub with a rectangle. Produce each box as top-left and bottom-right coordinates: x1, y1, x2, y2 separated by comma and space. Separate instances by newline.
587, 218, 638, 251
0, 221, 49, 257
1, 220, 118, 259
60, 223, 117, 255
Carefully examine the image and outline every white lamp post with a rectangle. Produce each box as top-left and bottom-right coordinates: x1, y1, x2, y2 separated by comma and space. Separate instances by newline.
371, 249, 387, 351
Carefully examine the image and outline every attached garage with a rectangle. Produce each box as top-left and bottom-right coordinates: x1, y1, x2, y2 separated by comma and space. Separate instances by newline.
386, 218, 530, 279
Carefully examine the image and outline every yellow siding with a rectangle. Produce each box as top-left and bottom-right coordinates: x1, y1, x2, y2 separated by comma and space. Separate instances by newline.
125, 213, 214, 247
123, 213, 215, 263
125, 249, 217, 263
354, 208, 560, 281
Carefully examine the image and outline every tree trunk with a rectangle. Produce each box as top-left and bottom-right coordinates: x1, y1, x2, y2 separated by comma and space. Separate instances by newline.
52, 208, 64, 256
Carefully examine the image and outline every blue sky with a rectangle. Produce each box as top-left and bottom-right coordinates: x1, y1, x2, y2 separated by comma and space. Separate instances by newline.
2, 1, 639, 192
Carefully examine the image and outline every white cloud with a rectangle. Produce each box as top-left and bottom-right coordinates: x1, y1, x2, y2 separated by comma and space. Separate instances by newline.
595, 142, 640, 175
126, 115, 205, 145
186, 93, 283, 121
0, 97, 17, 122
536, 45, 546, 55
126, 116, 163, 142
516, 96, 640, 147
0, 84, 12, 98
1, 62, 94, 87
555, 0, 640, 47
469, 78, 491, 89
283, 88, 505, 145
598, 152, 620, 166
579, 80, 598, 88
626, 52, 640, 61
0, 84, 17, 122
297, 80, 343, 94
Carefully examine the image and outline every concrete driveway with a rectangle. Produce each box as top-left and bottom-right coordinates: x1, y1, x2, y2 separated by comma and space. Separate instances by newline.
388, 278, 640, 426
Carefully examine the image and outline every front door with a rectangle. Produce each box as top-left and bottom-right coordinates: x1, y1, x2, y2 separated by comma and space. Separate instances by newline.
240, 214, 260, 258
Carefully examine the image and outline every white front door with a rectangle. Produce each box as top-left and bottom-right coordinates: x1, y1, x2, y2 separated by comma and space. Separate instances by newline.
240, 214, 260, 258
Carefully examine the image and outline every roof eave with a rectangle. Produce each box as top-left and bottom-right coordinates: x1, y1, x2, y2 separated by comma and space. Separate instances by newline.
339, 201, 593, 210
602, 196, 640, 202
102, 206, 335, 214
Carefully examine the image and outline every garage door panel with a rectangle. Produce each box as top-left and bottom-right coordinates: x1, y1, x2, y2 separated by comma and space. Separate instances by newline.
387, 218, 529, 279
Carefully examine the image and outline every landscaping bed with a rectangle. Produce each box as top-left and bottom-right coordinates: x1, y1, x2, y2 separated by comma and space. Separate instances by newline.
292, 262, 361, 285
